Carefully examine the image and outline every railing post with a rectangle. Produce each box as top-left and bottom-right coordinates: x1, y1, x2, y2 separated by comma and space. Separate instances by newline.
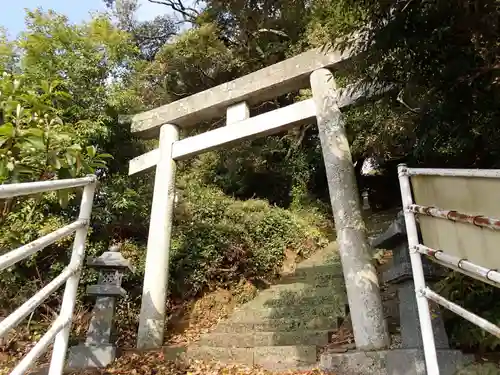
49, 177, 97, 375
398, 164, 440, 374
310, 68, 389, 350
137, 123, 179, 349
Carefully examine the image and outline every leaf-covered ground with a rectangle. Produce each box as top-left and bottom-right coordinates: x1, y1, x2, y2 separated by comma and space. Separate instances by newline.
70, 352, 331, 375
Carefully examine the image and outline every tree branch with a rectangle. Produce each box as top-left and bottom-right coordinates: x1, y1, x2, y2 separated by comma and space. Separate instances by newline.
147, 0, 199, 22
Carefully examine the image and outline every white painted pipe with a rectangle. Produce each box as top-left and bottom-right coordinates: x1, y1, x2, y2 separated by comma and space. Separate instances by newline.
406, 168, 500, 178
10, 318, 68, 375
398, 164, 441, 375
416, 244, 500, 287
0, 266, 74, 338
0, 176, 96, 199
49, 182, 96, 375
0, 220, 85, 272
423, 288, 500, 338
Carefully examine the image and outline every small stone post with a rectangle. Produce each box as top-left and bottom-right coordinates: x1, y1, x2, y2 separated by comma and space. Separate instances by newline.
310, 68, 389, 350
67, 245, 133, 368
137, 123, 179, 349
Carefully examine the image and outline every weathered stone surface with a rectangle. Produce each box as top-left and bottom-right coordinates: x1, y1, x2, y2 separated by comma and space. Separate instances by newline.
86, 285, 126, 297
199, 330, 331, 347
398, 282, 449, 350
85, 296, 116, 345
253, 345, 318, 370
320, 349, 473, 375
370, 211, 407, 250
187, 346, 254, 365
231, 302, 344, 321
320, 350, 388, 375
455, 363, 500, 375
87, 251, 133, 270
248, 286, 346, 309
67, 344, 116, 369
275, 269, 344, 287
130, 49, 352, 137
214, 316, 338, 333
385, 349, 473, 375
66, 247, 133, 369
186, 344, 318, 369
311, 68, 389, 350
137, 123, 179, 349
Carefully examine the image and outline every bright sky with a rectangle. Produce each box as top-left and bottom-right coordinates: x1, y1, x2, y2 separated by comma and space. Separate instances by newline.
0, 0, 167, 38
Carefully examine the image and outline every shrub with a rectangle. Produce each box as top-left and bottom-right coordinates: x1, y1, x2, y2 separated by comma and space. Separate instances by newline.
437, 271, 500, 351
168, 181, 330, 299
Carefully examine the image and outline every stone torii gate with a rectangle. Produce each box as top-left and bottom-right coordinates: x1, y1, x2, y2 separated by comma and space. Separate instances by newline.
127, 48, 390, 352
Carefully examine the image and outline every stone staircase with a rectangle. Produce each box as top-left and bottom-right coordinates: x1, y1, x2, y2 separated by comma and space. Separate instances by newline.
179, 242, 348, 371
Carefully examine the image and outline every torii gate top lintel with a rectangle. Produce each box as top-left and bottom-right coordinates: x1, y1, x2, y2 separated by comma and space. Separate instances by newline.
129, 48, 352, 139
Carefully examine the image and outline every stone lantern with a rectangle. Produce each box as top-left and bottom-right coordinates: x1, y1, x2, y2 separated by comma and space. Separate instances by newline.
67, 244, 134, 369
371, 211, 472, 375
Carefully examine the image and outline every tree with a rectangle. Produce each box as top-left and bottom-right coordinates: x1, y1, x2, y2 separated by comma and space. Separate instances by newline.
0, 74, 111, 185
19, 9, 138, 124
110, 0, 178, 61
0, 28, 16, 73
307, 0, 500, 167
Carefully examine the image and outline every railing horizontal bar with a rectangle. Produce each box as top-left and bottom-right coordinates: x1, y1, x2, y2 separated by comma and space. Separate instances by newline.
0, 220, 85, 272
416, 245, 500, 287
423, 287, 500, 338
10, 318, 68, 375
0, 267, 75, 338
425, 252, 500, 288
0, 176, 96, 199
410, 204, 500, 231
406, 168, 500, 178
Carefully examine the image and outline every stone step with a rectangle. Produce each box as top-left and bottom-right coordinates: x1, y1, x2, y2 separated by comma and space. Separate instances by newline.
199, 329, 332, 347
252, 283, 345, 300
277, 267, 344, 287
255, 279, 343, 296
186, 345, 318, 370
231, 302, 344, 321
259, 287, 346, 309
215, 315, 339, 333
295, 244, 342, 270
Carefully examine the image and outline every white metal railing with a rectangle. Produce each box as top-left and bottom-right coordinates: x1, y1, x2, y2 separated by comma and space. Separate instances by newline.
398, 165, 500, 375
0, 176, 97, 375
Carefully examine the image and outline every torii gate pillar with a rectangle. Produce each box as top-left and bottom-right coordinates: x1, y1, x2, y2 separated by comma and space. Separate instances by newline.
137, 124, 179, 349
311, 68, 389, 350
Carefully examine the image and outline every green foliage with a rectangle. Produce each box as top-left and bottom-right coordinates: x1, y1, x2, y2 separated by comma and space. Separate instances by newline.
19, 9, 138, 122
0, 74, 111, 184
168, 179, 329, 298
437, 272, 500, 351
129, 23, 243, 109
307, 0, 500, 167
101, 178, 330, 302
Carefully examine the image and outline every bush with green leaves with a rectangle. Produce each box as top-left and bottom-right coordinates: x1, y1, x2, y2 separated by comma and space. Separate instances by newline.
117, 177, 330, 301
437, 271, 500, 352
0, 74, 111, 184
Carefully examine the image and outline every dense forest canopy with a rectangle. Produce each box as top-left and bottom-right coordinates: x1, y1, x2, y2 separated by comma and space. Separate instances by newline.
0, 0, 499, 350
